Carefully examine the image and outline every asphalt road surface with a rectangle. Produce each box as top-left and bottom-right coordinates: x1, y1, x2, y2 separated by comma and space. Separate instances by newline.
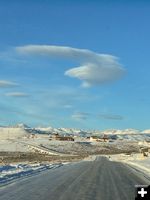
0, 157, 150, 200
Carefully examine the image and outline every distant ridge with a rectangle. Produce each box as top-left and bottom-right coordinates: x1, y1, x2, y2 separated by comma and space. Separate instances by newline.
12, 123, 30, 129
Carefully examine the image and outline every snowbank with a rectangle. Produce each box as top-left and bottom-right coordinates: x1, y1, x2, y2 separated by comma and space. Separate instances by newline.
110, 154, 150, 176
0, 163, 63, 185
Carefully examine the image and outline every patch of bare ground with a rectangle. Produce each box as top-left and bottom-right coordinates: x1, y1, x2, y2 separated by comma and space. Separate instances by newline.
0, 152, 86, 165
43, 141, 140, 155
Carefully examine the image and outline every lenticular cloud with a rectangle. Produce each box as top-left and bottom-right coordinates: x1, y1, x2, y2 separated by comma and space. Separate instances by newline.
16, 45, 125, 87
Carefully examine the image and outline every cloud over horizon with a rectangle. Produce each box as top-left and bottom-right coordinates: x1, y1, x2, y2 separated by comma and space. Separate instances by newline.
0, 80, 18, 88
5, 92, 29, 97
16, 45, 125, 87
72, 112, 90, 120
72, 112, 124, 121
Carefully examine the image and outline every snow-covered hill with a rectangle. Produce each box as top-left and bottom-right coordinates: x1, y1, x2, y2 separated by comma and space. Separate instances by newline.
12, 123, 30, 129
101, 129, 140, 135
142, 129, 150, 134
0, 124, 150, 142
0, 127, 28, 139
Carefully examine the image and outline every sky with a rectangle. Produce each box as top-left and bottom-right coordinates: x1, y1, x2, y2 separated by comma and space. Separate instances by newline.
0, 0, 150, 130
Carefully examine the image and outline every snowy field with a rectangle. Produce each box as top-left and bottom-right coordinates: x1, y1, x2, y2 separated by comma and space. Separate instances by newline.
0, 126, 150, 155
0, 138, 141, 156
0, 163, 63, 185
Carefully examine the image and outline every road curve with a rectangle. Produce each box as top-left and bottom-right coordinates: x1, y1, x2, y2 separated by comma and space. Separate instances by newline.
0, 157, 149, 200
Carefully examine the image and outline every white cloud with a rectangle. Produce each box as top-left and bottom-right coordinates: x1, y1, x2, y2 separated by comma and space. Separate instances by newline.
0, 80, 18, 88
65, 63, 125, 87
5, 92, 29, 97
15, 45, 125, 87
72, 112, 90, 120
72, 112, 124, 121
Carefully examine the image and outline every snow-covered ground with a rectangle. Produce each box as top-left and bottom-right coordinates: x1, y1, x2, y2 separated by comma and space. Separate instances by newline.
0, 127, 27, 140
0, 163, 63, 185
0, 137, 143, 156
0, 139, 29, 152
110, 153, 150, 176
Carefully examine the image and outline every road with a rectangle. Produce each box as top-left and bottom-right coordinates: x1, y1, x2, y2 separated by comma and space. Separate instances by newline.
0, 157, 149, 200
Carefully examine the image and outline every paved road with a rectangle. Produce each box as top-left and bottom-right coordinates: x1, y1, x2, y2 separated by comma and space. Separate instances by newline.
0, 157, 149, 200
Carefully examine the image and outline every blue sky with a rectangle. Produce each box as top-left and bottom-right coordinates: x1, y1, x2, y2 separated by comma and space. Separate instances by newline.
0, 0, 150, 130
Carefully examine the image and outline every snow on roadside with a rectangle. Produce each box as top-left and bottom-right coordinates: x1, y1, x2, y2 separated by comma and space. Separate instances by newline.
0, 163, 63, 185
124, 157, 150, 175
110, 154, 150, 176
